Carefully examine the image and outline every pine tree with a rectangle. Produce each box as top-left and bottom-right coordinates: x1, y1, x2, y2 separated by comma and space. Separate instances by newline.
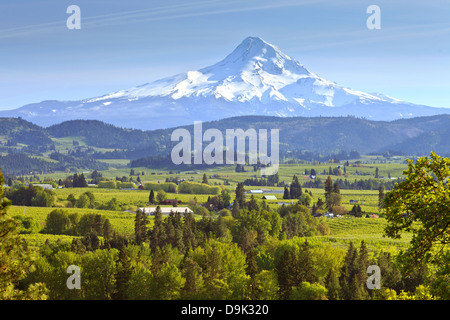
246, 249, 261, 300
297, 239, 316, 284
332, 181, 340, 194
289, 175, 302, 199
150, 206, 166, 252
247, 194, 259, 212
182, 210, 197, 252
202, 173, 208, 184
149, 189, 155, 204
235, 183, 246, 208
324, 176, 333, 211
103, 218, 113, 243
181, 255, 204, 299
356, 241, 370, 299
325, 268, 341, 300
114, 243, 132, 300
283, 186, 290, 199
232, 201, 240, 218
338, 241, 369, 300
134, 211, 143, 244
276, 249, 296, 299
339, 242, 357, 300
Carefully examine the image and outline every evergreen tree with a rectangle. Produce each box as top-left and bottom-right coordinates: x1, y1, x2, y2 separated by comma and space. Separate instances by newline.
316, 198, 324, 210
149, 190, 155, 204
339, 242, 357, 300
356, 241, 370, 299
103, 218, 113, 244
150, 206, 166, 252
377, 252, 402, 292
202, 173, 208, 184
339, 241, 368, 300
235, 183, 246, 208
134, 211, 143, 245
283, 186, 290, 200
232, 201, 240, 218
289, 175, 302, 199
276, 249, 296, 299
247, 194, 259, 212
325, 268, 341, 300
181, 255, 204, 299
324, 176, 333, 210
182, 210, 197, 252
114, 243, 132, 300
332, 181, 340, 194
246, 249, 261, 300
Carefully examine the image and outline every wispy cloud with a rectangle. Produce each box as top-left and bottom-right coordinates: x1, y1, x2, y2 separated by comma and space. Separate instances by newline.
0, 0, 325, 39
283, 22, 450, 53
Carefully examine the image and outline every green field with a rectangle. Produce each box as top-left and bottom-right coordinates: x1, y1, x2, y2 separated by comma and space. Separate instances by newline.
13, 157, 411, 253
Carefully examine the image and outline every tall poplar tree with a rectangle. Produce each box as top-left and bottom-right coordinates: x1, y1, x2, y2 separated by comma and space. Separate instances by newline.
235, 183, 246, 208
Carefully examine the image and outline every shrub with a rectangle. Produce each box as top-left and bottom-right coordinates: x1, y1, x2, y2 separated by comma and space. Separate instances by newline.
143, 182, 177, 193
13, 215, 41, 234
178, 181, 220, 195
98, 180, 117, 189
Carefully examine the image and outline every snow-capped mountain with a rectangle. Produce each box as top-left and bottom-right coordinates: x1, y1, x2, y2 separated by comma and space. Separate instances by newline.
2, 36, 449, 129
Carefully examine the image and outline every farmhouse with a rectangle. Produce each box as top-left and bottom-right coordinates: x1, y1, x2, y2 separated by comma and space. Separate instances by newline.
137, 206, 193, 216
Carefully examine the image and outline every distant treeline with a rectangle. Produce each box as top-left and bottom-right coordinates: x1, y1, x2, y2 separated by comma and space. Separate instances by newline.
0, 152, 108, 177
282, 150, 361, 162
0, 153, 60, 176
302, 177, 404, 191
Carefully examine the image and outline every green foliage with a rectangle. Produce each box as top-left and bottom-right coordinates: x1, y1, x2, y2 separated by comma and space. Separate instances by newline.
0, 169, 48, 299
178, 181, 220, 195
12, 215, 41, 234
384, 152, 450, 275
98, 180, 117, 189
6, 184, 55, 207
290, 282, 328, 300
143, 182, 177, 193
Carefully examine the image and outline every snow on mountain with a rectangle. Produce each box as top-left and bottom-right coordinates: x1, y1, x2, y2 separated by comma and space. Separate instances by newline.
2, 36, 449, 129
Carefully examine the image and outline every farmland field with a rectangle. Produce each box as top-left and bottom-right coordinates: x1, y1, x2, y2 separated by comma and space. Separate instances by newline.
14, 159, 408, 251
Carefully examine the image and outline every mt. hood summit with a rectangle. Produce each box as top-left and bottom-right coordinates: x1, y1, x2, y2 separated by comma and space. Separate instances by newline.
2, 36, 448, 129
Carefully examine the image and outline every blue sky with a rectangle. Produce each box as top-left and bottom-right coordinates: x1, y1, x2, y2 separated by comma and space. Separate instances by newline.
0, 0, 449, 110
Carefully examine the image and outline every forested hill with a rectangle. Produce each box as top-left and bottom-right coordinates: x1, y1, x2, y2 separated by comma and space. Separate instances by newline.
1, 114, 450, 176
0, 117, 54, 152
43, 114, 450, 155
46, 120, 172, 151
